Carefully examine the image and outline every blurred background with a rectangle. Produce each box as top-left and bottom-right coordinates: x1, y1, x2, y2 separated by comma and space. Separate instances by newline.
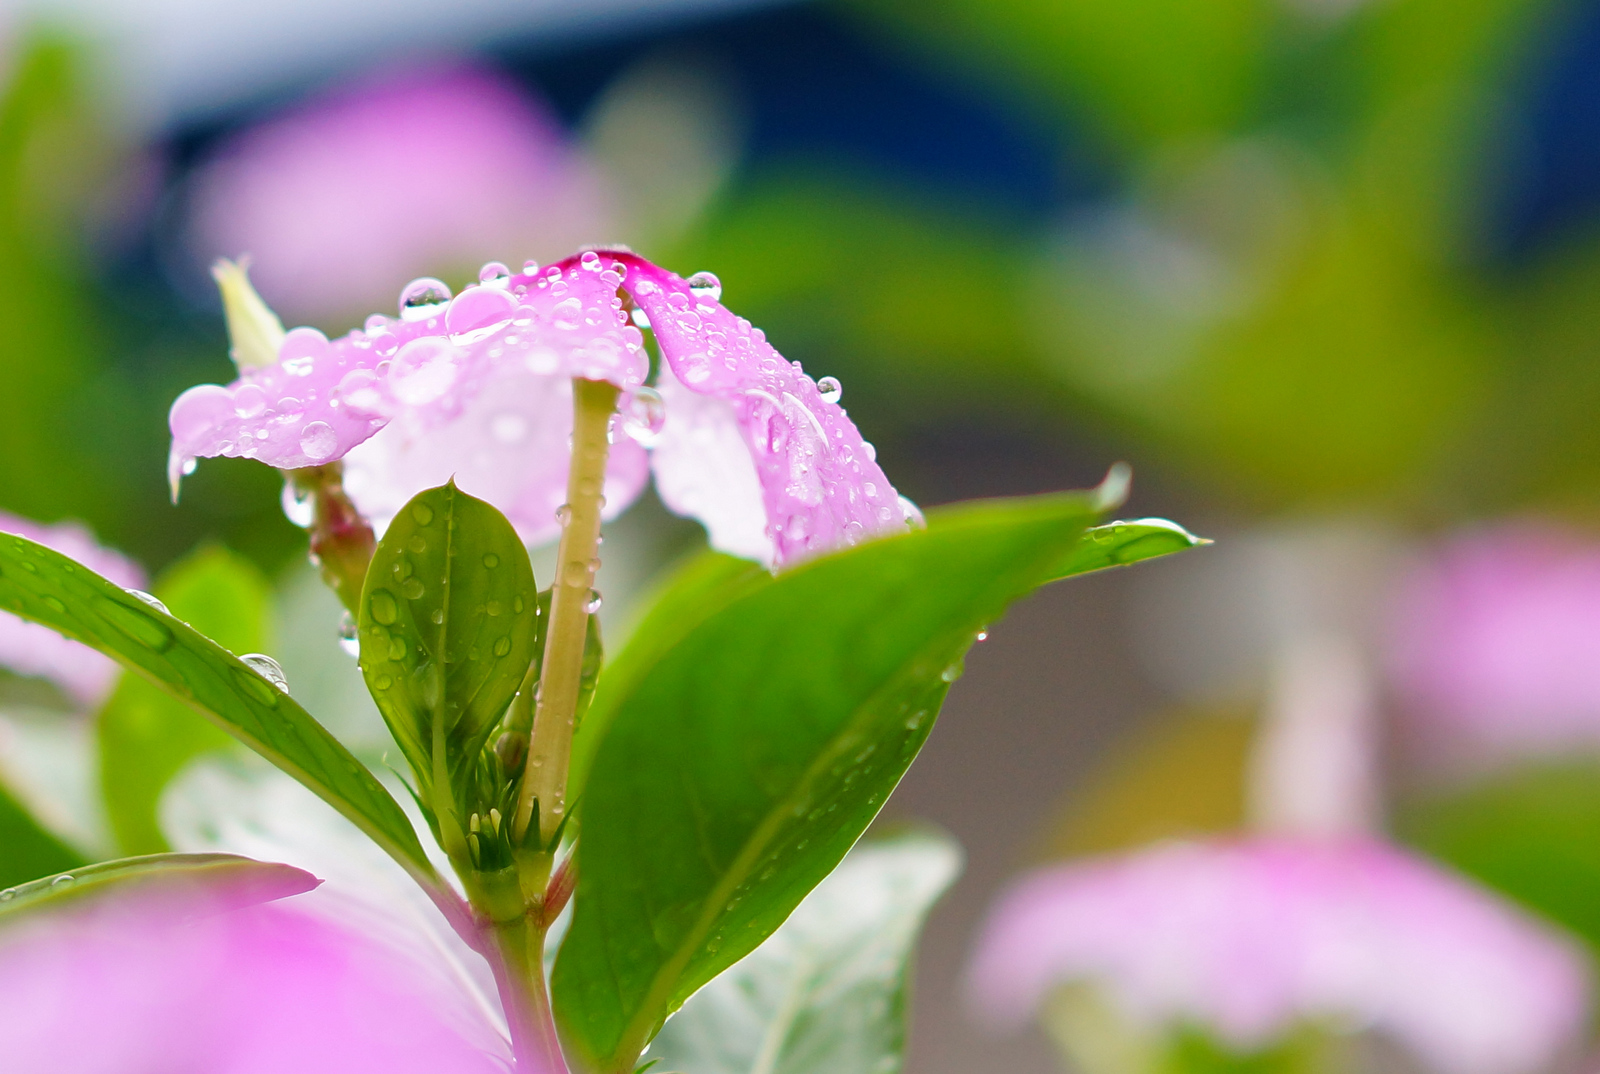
4, 0, 1600, 1071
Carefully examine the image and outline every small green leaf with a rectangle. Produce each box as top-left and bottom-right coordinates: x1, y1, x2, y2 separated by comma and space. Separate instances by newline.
0, 531, 439, 894
554, 491, 1105, 1071
1048, 518, 1209, 580
98, 546, 270, 855
357, 482, 538, 799
0, 852, 317, 918
646, 828, 962, 1074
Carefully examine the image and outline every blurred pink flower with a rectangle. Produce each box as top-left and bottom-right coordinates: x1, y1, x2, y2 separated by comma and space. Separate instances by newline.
186, 67, 614, 324
0, 512, 144, 708
966, 838, 1589, 1074
169, 251, 909, 565
0, 883, 511, 1073
1389, 525, 1600, 771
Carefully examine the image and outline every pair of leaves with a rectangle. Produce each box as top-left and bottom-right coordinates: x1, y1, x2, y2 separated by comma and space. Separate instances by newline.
553, 493, 1204, 1071
356, 482, 538, 806
0, 531, 441, 900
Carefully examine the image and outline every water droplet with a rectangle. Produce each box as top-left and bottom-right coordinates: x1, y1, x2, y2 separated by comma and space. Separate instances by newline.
630, 306, 651, 329
233, 383, 268, 418
816, 376, 842, 404
388, 635, 407, 661
364, 313, 390, 333
862, 441, 877, 462
431, 608, 444, 625
240, 653, 290, 693
579, 250, 601, 271
299, 420, 337, 462
493, 636, 512, 657
100, 594, 174, 651
550, 297, 583, 331
126, 590, 169, 615
445, 285, 516, 344
513, 596, 525, 614
975, 630, 989, 642
375, 674, 393, 690
407, 535, 426, 554
585, 589, 603, 614
43, 596, 64, 613
369, 590, 399, 626
482, 553, 499, 568
521, 259, 540, 274
0, 888, 13, 902
401, 578, 425, 600
388, 337, 464, 405
337, 612, 359, 657
621, 386, 666, 446
398, 277, 452, 321
50, 875, 74, 889
686, 271, 722, 301
335, 369, 385, 416
479, 261, 512, 286
280, 326, 330, 376
411, 502, 435, 526
940, 663, 962, 683
555, 504, 573, 526
281, 481, 314, 527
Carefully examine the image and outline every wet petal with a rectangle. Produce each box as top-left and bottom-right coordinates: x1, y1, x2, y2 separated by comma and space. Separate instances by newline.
0, 888, 509, 1074
649, 365, 771, 563
966, 838, 1590, 1074
0, 512, 144, 708
618, 255, 906, 566
342, 366, 650, 544
168, 255, 646, 488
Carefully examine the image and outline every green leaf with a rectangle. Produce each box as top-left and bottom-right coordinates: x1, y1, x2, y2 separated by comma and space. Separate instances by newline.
0, 852, 317, 918
1048, 518, 1210, 581
646, 828, 961, 1074
569, 551, 765, 803
0, 776, 84, 889
553, 491, 1105, 1072
97, 546, 270, 855
0, 530, 439, 894
357, 482, 538, 799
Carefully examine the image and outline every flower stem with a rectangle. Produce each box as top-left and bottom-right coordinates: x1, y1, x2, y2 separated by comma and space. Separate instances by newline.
488, 913, 567, 1074
514, 378, 618, 847
287, 462, 375, 615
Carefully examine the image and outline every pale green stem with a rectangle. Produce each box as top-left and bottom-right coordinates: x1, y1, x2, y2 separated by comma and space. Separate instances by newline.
514, 378, 618, 847
488, 913, 567, 1074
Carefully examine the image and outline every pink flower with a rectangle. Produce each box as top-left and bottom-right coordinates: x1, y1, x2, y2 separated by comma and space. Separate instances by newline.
966, 838, 1589, 1074
0, 512, 144, 708
169, 250, 909, 565
1389, 524, 1600, 771
0, 885, 510, 1073
185, 67, 613, 324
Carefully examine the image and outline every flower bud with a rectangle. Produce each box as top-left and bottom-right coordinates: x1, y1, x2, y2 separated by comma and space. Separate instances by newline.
211, 258, 286, 372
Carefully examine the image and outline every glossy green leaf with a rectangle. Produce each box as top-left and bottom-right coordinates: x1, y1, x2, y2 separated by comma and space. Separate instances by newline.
569, 551, 765, 803
0, 852, 317, 919
357, 482, 538, 795
98, 546, 270, 855
646, 828, 961, 1074
0, 777, 84, 889
0, 531, 438, 892
553, 491, 1107, 1072
1049, 518, 1210, 581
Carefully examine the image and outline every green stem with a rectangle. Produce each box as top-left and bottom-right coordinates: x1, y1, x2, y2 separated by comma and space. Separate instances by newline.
488, 911, 568, 1074
514, 378, 618, 847
287, 463, 375, 615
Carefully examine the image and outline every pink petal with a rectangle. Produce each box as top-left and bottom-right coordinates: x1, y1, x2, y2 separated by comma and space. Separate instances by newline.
168, 255, 647, 489
0, 888, 510, 1074
0, 512, 145, 708
965, 839, 1589, 1074
186, 67, 615, 323
615, 255, 908, 566
1389, 524, 1600, 771
343, 366, 650, 544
